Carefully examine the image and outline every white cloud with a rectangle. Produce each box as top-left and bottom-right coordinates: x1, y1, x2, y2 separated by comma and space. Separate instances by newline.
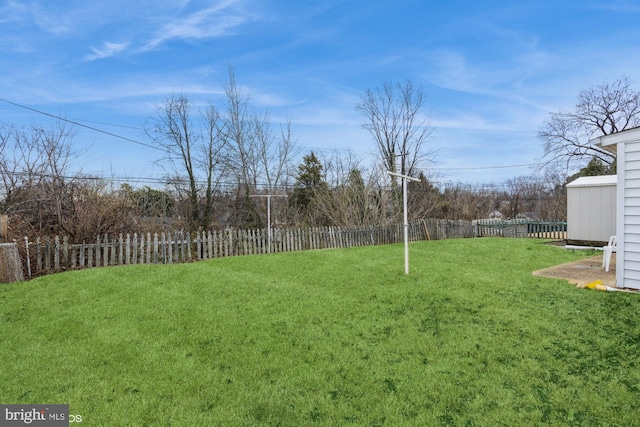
85, 41, 130, 61
424, 50, 479, 94
0, 0, 28, 24
140, 1, 253, 51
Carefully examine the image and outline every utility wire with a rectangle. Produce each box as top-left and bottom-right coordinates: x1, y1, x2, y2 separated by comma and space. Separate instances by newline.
0, 170, 295, 191
0, 97, 163, 153
431, 162, 543, 171
0, 98, 545, 177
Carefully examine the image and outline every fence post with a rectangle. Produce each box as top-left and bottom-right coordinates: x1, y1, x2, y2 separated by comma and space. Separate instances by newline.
62, 236, 70, 269
95, 235, 100, 267
161, 233, 166, 264
103, 234, 109, 267
70, 240, 77, 270
242, 229, 247, 255
171, 232, 175, 263
211, 230, 217, 258
140, 234, 145, 264
186, 232, 192, 261
273, 228, 279, 253
125, 234, 130, 265
110, 235, 116, 266
132, 233, 138, 265
298, 228, 304, 250
35, 237, 41, 274
146, 233, 151, 264
93, 236, 100, 267
44, 236, 51, 272
166, 233, 172, 264
52, 236, 59, 271
118, 234, 124, 266
153, 233, 159, 264
172, 231, 178, 262
86, 241, 92, 268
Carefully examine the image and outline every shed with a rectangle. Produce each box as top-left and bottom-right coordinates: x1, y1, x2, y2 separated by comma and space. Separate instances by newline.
566, 175, 616, 246
591, 126, 640, 289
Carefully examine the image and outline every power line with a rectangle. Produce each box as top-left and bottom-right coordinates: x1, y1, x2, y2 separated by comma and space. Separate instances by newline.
0, 170, 295, 191
0, 98, 548, 183
0, 98, 162, 152
71, 119, 144, 131
431, 162, 543, 171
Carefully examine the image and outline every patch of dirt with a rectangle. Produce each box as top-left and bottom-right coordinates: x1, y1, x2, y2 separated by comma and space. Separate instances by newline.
532, 254, 616, 288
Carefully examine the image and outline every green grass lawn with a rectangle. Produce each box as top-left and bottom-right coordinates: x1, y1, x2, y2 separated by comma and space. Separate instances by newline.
2, 238, 639, 426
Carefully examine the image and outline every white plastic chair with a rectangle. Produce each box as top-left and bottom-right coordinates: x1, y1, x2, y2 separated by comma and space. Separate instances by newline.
602, 235, 617, 272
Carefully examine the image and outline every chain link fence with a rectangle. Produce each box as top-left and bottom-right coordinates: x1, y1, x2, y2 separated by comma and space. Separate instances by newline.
0, 242, 24, 283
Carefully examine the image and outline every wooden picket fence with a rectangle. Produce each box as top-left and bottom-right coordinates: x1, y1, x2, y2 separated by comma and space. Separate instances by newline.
23, 219, 476, 277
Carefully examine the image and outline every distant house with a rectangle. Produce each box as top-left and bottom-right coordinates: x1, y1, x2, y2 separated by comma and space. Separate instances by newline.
488, 210, 503, 219
515, 212, 541, 221
591, 127, 640, 289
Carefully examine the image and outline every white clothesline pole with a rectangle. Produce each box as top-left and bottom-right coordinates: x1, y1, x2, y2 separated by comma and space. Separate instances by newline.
388, 171, 420, 274
249, 194, 288, 253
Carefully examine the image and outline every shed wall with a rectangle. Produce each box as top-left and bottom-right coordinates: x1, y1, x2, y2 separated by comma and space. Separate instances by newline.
566, 179, 616, 243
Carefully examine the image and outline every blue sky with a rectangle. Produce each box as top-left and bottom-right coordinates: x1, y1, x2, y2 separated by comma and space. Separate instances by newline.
1, 0, 639, 187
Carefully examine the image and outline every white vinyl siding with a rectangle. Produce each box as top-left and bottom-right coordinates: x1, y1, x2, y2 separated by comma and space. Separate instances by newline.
623, 142, 640, 289
592, 127, 640, 289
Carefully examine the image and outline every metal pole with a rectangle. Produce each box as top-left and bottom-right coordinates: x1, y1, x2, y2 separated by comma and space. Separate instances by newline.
267, 195, 271, 254
24, 236, 31, 278
249, 194, 288, 255
388, 171, 420, 275
403, 176, 409, 274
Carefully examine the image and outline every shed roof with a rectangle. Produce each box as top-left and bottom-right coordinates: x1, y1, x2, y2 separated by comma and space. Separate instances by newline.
566, 175, 617, 188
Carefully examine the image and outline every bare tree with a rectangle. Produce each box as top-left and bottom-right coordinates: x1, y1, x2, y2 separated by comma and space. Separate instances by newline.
62, 179, 138, 241
259, 118, 297, 190
0, 123, 40, 205
540, 169, 568, 220
0, 121, 79, 236
0, 122, 73, 206
222, 67, 297, 189
441, 183, 485, 220
501, 176, 548, 219
539, 76, 640, 171
312, 152, 389, 226
202, 104, 226, 227
222, 68, 254, 189
407, 172, 443, 220
147, 94, 226, 229
220, 66, 297, 226
355, 80, 435, 180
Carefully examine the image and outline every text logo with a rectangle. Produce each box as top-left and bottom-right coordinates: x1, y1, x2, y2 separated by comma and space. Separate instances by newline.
1, 405, 69, 426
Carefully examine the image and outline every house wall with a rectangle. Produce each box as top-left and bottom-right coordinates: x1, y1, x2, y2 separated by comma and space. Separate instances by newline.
620, 141, 640, 289
566, 176, 616, 244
